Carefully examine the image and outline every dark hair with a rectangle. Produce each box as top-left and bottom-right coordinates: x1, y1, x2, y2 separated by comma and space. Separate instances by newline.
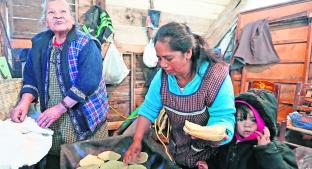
236, 103, 251, 120
153, 22, 222, 73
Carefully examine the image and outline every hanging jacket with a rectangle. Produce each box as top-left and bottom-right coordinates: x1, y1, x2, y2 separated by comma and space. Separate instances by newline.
208, 89, 298, 169
231, 19, 280, 70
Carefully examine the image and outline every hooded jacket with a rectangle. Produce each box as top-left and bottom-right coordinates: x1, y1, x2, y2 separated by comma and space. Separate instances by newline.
208, 89, 298, 169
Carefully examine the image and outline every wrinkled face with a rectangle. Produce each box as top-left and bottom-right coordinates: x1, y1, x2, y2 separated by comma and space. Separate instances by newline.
236, 109, 258, 138
155, 41, 192, 76
45, 0, 74, 33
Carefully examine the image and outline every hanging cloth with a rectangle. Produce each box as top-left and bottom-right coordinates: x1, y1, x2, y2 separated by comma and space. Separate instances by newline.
231, 19, 280, 70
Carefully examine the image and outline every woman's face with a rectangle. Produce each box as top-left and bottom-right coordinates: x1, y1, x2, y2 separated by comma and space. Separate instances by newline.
45, 0, 74, 34
236, 109, 258, 138
155, 41, 192, 76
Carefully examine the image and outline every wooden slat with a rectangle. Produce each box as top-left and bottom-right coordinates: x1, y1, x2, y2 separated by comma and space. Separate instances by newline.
106, 5, 214, 34
11, 38, 32, 48
107, 121, 124, 130
245, 64, 305, 82
274, 43, 307, 63
115, 43, 145, 53
114, 25, 148, 45
12, 0, 41, 6
12, 5, 41, 19
238, 1, 312, 30
271, 26, 308, 44
12, 19, 44, 37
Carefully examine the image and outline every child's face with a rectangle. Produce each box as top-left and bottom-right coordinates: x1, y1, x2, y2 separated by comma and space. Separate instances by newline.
236, 109, 258, 138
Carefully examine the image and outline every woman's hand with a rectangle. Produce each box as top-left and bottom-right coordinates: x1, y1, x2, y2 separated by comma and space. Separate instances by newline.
255, 127, 271, 145
37, 103, 66, 128
196, 160, 208, 169
10, 93, 33, 123
10, 102, 30, 123
123, 139, 142, 165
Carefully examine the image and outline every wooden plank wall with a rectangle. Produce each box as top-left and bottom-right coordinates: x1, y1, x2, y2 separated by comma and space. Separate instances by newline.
4, 0, 246, 123
231, 0, 312, 122
106, 53, 148, 122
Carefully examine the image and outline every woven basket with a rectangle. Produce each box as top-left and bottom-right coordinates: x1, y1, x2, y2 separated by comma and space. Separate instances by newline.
0, 78, 22, 120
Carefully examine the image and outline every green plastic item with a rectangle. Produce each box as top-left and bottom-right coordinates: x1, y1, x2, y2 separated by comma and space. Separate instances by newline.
0, 57, 12, 79
114, 106, 141, 135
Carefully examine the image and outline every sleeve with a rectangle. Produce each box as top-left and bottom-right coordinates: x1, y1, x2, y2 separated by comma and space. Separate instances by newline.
207, 75, 236, 145
254, 140, 298, 169
20, 48, 39, 102
65, 40, 103, 102
138, 69, 163, 123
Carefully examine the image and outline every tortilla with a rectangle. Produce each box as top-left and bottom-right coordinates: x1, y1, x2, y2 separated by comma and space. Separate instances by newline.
77, 165, 100, 169
129, 152, 148, 164
99, 160, 125, 169
127, 164, 147, 169
98, 151, 121, 161
79, 154, 104, 167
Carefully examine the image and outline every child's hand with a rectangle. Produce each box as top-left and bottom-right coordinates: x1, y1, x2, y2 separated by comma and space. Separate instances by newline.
255, 127, 271, 145
196, 160, 208, 169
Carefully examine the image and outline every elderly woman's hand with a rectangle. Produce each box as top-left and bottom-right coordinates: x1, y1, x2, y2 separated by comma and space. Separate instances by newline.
10, 102, 30, 123
37, 103, 67, 128
10, 93, 33, 123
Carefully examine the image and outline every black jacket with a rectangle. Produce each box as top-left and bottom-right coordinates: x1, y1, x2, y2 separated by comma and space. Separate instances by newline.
208, 89, 298, 169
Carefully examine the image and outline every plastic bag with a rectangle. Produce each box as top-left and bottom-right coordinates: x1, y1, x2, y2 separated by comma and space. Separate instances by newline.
102, 42, 129, 85
294, 147, 312, 169
143, 39, 158, 68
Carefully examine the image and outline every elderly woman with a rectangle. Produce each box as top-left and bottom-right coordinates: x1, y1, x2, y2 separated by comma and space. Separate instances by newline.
10, 0, 109, 167
124, 22, 236, 169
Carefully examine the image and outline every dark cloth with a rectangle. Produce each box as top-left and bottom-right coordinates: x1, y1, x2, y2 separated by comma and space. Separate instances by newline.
208, 89, 298, 169
231, 19, 280, 70
161, 62, 229, 168
60, 134, 180, 169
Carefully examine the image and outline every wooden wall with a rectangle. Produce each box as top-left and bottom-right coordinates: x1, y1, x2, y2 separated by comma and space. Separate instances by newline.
106, 53, 148, 122
231, 0, 312, 122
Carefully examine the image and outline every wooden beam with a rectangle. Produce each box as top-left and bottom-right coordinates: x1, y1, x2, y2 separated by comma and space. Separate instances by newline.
303, 12, 312, 82
107, 120, 124, 131
11, 38, 32, 48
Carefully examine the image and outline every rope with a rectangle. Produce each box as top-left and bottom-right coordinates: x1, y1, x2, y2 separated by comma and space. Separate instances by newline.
154, 119, 174, 162
109, 105, 138, 120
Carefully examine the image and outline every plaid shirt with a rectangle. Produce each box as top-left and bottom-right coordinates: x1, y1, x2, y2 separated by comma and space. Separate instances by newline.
65, 30, 109, 138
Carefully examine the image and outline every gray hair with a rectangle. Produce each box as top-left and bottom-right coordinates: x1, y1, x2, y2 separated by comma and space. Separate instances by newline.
40, 0, 73, 23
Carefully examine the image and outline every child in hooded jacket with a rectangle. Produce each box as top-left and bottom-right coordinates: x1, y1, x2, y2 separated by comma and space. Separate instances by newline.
203, 88, 298, 169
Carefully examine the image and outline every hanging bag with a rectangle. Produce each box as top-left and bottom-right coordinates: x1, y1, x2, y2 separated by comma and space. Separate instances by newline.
102, 42, 129, 85
143, 39, 158, 68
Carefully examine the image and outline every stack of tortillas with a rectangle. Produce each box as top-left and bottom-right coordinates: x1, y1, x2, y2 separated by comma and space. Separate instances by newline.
77, 151, 148, 169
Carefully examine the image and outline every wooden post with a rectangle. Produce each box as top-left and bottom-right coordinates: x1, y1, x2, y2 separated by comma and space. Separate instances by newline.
130, 53, 136, 113
303, 12, 312, 83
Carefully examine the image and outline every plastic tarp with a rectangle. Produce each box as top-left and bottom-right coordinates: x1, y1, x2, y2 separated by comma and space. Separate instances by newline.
60, 134, 181, 169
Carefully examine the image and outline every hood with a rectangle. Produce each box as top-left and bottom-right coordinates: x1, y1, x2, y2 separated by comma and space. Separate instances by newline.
235, 88, 278, 138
